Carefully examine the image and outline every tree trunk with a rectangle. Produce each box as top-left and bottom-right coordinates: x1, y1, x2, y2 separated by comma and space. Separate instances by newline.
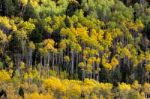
71, 51, 74, 75
52, 53, 54, 70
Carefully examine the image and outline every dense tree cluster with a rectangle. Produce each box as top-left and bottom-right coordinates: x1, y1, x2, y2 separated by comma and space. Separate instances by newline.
0, 0, 150, 98
0, 75, 150, 99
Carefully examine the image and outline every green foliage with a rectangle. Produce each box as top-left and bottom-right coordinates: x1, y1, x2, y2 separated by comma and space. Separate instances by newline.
49, 70, 57, 77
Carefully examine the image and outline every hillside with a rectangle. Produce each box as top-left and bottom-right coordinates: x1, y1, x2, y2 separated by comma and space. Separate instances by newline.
0, 0, 150, 98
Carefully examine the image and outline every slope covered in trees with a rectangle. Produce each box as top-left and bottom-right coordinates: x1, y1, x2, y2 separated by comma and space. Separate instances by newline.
0, 0, 150, 98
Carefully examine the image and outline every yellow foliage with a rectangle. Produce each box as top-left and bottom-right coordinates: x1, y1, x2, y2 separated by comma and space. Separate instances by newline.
83, 79, 99, 93
76, 27, 89, 42
43, 77, 114, 98
82, 85, 92, 96
43, 77, 66, 93
12, 24, 17, 31
121, 47, 131, 58
145, 52, 150, 61
118, 83, 131, 92
145, 63, 150, 72
44, 26, 53, 33
0, 30, 8, 44
131, 56, 139, 67
24, 73, 29, 80
86, 64, 92, 73
138, 53, 145, 63
20, 61, 25, 69
136, 19, 144, 30
110, 57, 119, 69
19, 21, 35, 33
66, 81, 81, 98
125, 20, 144, 32
16, 30, 27, 40
87, 58, 94, 64
29, 41, 35, 50
21, 0, 28, 6
105, 32, 112, 46
78, 62, 86, 69
23, 69, 40, 80
97, 30, 104, 42
59, 40, 67, 50
95, 58, 101, 64
111, 28, 123, 38
8, 69, 13, 76
25, 92, 54, 99
30, 0, 39, 8
131, 80, 141, 90
91, 95, 98, 99
0, 70, 10, 82
84, 79, 99, 87
99, 83, 113, 91
143, 83, 150, 93
43, 39, 55, 52
28, 72, 34, 79
7, 35, 12, 41
70, 84, 81, 95
39, 48, 47, 55
103, 63, 112, 70
62, 96, 68, 99
64, 56, 70, 62
75, 44, 82, 52
0, 16, 12, 29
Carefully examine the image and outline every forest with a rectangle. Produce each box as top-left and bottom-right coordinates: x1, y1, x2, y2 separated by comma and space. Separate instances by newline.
0, 0, 150, 98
